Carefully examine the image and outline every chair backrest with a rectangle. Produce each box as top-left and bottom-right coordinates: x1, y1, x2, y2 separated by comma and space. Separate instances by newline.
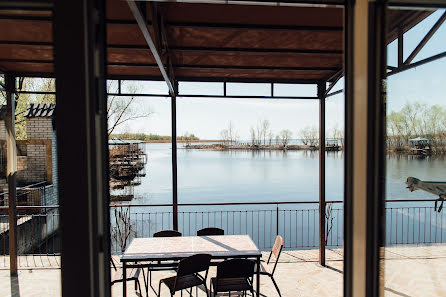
216, 258, 255, 280
197, 227, 224, 236
268, 235, 284, 275
176, 253, 212, 278
153, 230, 182, 237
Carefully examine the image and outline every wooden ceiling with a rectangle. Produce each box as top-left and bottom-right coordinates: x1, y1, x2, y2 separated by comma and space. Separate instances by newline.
0, 0, 432, 83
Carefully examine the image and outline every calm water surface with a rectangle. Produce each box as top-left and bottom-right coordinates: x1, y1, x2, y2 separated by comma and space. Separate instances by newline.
130, 143, 446, 205
110, 143, 446, 250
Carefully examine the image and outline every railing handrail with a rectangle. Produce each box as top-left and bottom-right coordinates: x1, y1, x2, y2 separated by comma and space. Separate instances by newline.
0, 198, 440, 210
0, 181, 49, 196
0, 205, 59, 210
110, 201, 344, 207
108, 199, 440, 208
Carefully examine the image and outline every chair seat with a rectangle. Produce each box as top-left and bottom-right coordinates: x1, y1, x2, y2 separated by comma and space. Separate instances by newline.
161, 274, 204, 292
111, 267, 141, 285
211, 277, 252, 292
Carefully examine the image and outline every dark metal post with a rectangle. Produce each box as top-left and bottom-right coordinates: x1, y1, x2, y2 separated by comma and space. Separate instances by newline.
5, 73, 17, 275
318, 82, 326, 266
55, 0, 111, 296
171, 88, 178, 231
397, 26, 403, 68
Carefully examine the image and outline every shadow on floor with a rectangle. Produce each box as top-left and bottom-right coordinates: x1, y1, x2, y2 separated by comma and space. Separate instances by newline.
10, 274, 20, 297
384, 287, 412, 297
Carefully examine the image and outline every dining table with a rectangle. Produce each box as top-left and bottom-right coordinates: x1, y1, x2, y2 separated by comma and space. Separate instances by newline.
120, 234, 262, 297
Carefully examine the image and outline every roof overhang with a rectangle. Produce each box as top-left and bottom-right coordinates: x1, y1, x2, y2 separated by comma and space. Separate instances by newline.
0, 0, 433, 83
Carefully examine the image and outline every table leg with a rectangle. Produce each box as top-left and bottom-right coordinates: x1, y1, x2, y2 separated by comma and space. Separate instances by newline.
256, 256, 260, 297
123, 262, 127, 297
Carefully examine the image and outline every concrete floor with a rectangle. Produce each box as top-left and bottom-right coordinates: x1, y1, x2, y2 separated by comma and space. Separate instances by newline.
1, 246, 445, 297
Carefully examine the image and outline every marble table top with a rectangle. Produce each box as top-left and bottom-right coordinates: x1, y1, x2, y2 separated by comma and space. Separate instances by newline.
121, 235, 261, 262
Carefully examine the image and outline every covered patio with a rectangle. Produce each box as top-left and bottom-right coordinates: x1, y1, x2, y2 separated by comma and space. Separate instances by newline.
1, 0, 446, 297
2, 245, 446, 297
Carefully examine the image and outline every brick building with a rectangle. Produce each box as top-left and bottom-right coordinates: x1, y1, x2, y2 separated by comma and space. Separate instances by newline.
0, 104, 58, 205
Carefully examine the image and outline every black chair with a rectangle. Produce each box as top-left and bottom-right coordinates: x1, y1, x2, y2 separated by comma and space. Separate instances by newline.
158, 254, 212, 297
146, 230, 182, 295
197, 227, 224, 236
211, 259, 255, 297
258, 235, 284, 296
153, 229, 182, 237
110, 257, 143, 296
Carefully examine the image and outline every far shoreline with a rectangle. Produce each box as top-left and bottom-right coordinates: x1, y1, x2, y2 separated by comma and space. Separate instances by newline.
144, 139, 223, 143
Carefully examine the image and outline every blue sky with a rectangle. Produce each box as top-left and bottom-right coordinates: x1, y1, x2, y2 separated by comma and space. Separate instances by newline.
115, 9, 445, 140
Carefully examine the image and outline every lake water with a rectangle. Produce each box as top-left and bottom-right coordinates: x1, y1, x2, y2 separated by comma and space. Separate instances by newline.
110, 143, 446, 251
130, 143, 445, 204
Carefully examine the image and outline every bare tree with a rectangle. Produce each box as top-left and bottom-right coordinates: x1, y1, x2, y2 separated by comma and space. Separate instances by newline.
261, 119, 270, 145
227, 121, 238, 144
268, 131, 274, 146
309, 126, 319, 146
299, 127, 312, 145
250, 127, 257, 145
111, 206, 135, 253
183, 131, 192, 147
220, 129, 230, 144
256, 121, 263, 145
107, 81, 153, 136
279, 129, 292, 147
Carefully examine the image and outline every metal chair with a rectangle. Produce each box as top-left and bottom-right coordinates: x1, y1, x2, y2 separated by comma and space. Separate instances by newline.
258, 235, 284, 296
146, 230, 182, 295
154, 229, 182, 237
211, 259, 255, 297
158, 253, 212, 297
110, 257, 143, 296
197, 227, 224, 236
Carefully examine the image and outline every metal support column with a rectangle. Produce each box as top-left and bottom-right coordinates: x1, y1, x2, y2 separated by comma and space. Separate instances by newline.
54, 0, 110, 296
397, 26, 403, 68
318, 82, 326, 267
5, 73, 17, 275
171, 86, 178, 231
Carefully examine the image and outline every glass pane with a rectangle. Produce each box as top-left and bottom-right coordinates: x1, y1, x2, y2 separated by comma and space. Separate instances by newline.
274, 83, 317, 97
178, 82, 224, 96
1, 77, 60, 279
226, 83, 271, 96
108, 94, 172, 253
382, 6, 446, 297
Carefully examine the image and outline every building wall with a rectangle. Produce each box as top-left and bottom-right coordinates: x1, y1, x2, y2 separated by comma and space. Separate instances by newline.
27, 118, 52, 140
0, 120, 6, 141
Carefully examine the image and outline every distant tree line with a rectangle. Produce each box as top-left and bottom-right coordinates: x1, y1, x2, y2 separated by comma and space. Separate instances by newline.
111, 133, 199, 142
220, 119, 344, 147
387, 102, 446, 149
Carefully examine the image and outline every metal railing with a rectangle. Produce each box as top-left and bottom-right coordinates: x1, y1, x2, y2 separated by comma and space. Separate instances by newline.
0, 206, 59, 267
0, 182, 54, 210
110, 202, 344, 253
1, 199, 446, 268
